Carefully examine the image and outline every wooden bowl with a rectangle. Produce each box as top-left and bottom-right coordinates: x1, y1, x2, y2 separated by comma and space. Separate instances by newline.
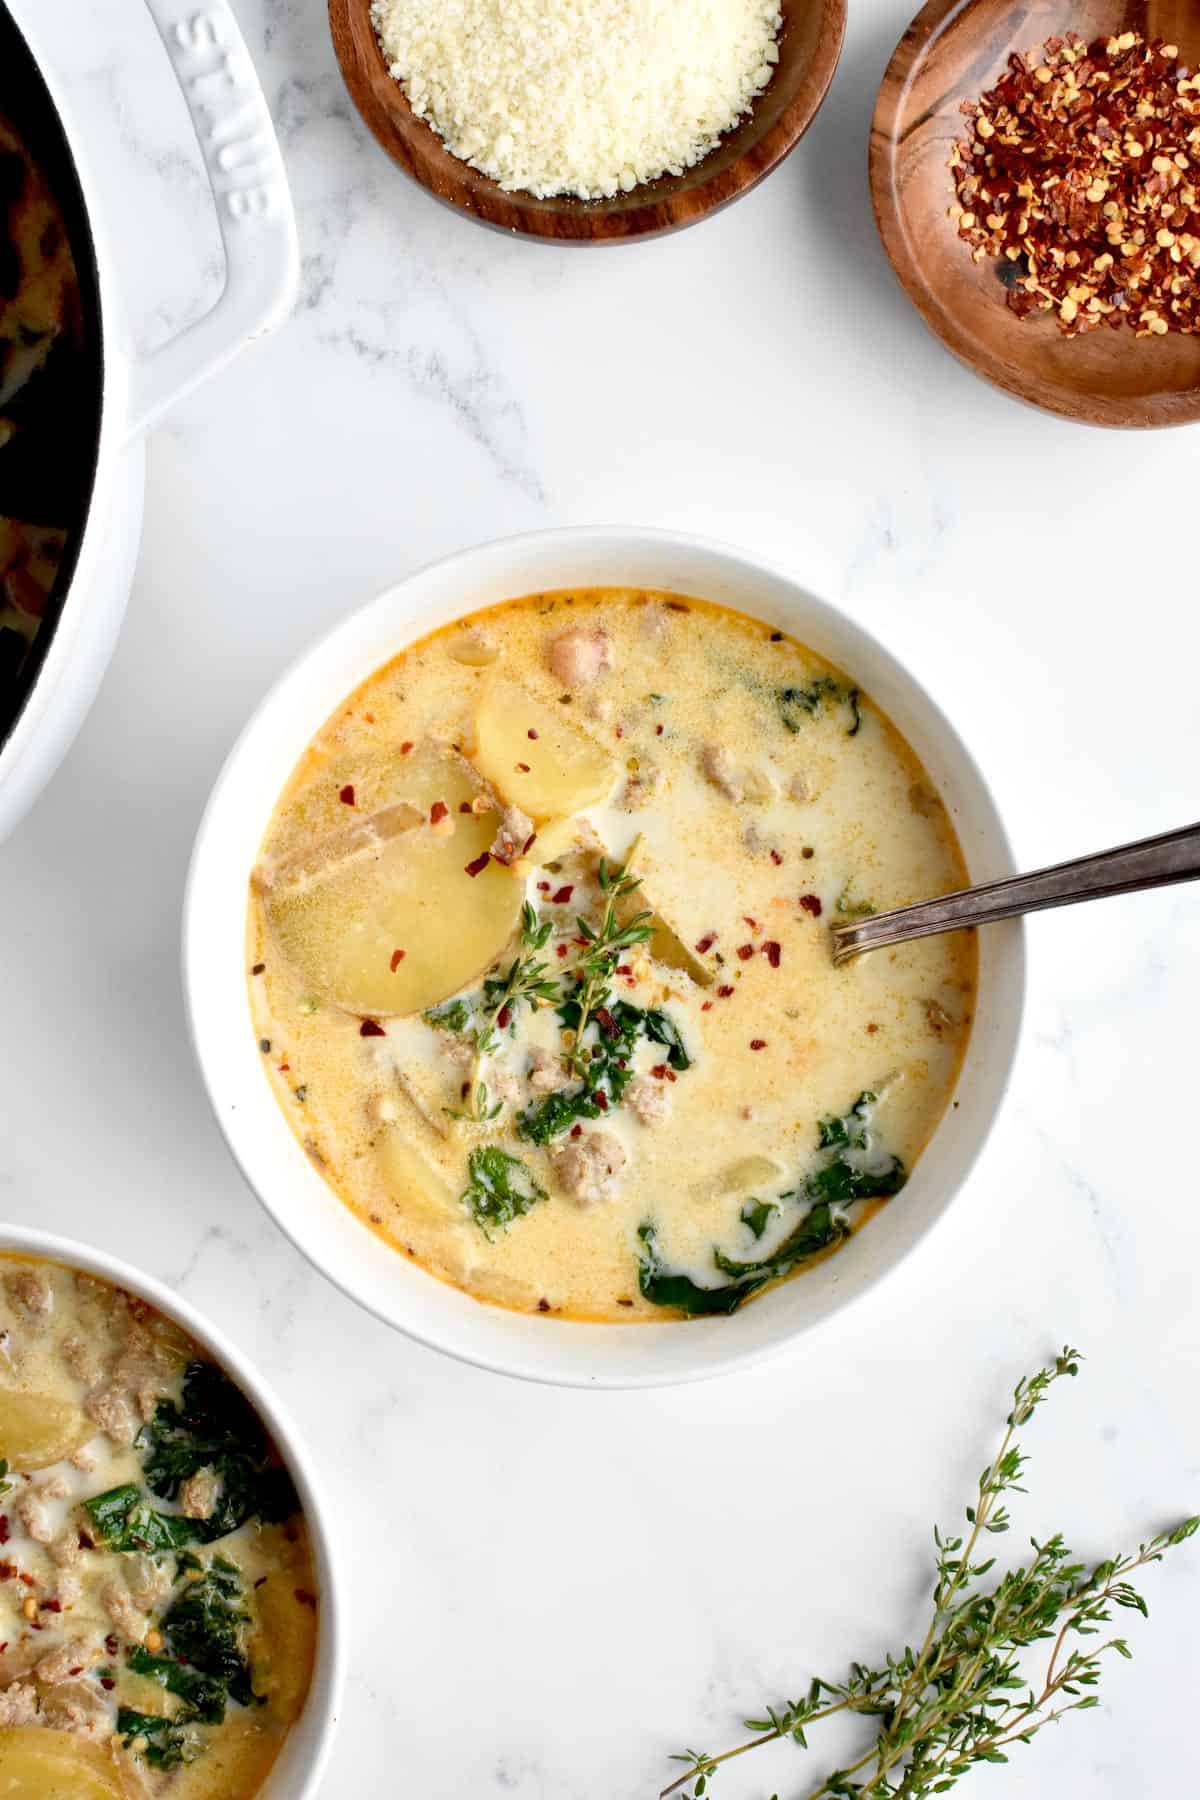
329, 0, 846, 243
871, 0, 1200, 427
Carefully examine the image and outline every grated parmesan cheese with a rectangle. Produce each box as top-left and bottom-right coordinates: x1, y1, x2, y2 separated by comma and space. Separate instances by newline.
369, 0, 784, 201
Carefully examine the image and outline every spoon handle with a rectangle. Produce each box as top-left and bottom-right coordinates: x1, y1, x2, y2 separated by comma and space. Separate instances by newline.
831, 822, 1200, 965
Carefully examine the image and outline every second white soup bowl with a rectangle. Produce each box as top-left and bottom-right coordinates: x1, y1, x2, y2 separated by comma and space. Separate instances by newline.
184, 528, 1024, 1388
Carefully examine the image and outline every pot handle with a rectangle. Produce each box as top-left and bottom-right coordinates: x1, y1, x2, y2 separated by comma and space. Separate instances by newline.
125, 0, 299, 440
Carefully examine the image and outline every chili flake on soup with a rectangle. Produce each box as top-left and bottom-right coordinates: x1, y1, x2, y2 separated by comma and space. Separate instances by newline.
248, 590, 976, 1321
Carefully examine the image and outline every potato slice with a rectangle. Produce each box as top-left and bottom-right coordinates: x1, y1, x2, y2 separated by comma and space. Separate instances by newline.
472, 678, 616, 821
264, 750, 523, 1017
376, 1131, 476, 1280
0, 1387, 89, 1471
691, 1156, 786, 1203
0, 1729, 129, 1799
249, 1572, 318, 1722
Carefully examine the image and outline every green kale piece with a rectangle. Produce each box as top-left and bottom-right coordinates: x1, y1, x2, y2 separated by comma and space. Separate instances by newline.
138, 1361, 298, 1539
160, 1555, 256, 1708
83, 1483, 200, 1554
636, 1225, 745, 1317
423, 997, 472, 1034
116, 1709, 202, 1770
517, 999, 691, 1145
638, 1093, 906, 1317
740, 1198, 778, 1240
461, 1146, 547, 1239
778, 678, 861, 736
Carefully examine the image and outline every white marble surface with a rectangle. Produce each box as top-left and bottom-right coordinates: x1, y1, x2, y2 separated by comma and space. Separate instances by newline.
3, 1, 1199, 1794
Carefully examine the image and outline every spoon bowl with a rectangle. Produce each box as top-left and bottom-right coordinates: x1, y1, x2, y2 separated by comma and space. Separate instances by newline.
870, 0, 1200, 426
329, 0, 846, 243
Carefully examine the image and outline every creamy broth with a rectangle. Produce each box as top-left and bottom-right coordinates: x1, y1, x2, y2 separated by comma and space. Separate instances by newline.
0, 1256, 316, 1797
248, 591, 976, 1322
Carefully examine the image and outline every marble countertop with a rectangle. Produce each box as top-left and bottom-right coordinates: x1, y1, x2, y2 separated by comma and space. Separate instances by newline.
2, 2, 1198, 1794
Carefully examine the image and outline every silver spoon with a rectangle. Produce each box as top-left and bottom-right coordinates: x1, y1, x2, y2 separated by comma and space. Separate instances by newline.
831, 822, 1200, 966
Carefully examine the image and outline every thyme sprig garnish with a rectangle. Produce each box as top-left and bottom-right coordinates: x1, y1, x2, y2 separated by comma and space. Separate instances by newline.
663, 1347, 1197, 1799
564, 859, 653, 1076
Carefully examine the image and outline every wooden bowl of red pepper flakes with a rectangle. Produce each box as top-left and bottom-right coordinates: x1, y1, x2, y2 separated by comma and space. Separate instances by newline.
871, 0, 1200, 426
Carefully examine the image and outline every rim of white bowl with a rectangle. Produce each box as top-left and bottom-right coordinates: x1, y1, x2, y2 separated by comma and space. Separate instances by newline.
183, 526, 1026, 1390
0, 1224, 344, 1795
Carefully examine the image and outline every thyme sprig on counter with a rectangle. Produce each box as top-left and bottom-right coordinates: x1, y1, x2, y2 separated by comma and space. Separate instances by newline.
663, 1348, 1198, 1799
563, 859, 653, 1077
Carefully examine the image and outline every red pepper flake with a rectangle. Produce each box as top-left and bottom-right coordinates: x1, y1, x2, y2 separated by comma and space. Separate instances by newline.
515, 762, 531, 773
523, 833, 537, 854
655, 723, 664, 736
742, 915, 759, 931
595, 1007, 618, 1040
527, 728, 539, 740
763, 941, 782, 968
556, 944, 568, 958
400, 740, 414, 755
749, 1038, 767, 1051
570, 1123, 583, 1139
0, 1563, 12, 1582
465, 851, 491, 878
702, 1000, 714, 1011
43, 1599, 62, 1613
360, 1019, 386, 1037
251, 961, 266, 976
800, 893, 823, 917
295, 1588, 318, 1610
497, 1005, 512, 1029
277, 1062, 290, 1073
459, 801, 472, 814
770, 848, 784, 866
537, 880, 551, 893
0, 1519, 8, 1544
615, 725, 624, 739
616, 963, 632, 976
100, 1677, 115, 1691
105, 1636, 118, 1656
717, 984, 735, 998
595, 1090, 609, 1110
389, 949, 406, 972
694, 933, 716, 954
430, 800, 448, 825
650, 1063, 669, 1079
573, 935, 590, 948
551, 884, 574, 904
736, 944, 754, 962
338, 784, 356, 806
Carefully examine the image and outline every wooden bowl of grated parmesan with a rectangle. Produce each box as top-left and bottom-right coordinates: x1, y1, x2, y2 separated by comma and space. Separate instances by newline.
329, 0, 846, 242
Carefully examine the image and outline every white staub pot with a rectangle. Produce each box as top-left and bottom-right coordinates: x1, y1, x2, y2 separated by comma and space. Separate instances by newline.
0, 0, 298, 842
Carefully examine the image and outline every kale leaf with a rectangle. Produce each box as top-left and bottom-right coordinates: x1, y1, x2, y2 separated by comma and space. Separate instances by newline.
116, 1709, 202, 1770
423, 996, 472, 1034
160, 1555, 256, 1708
139, 1360, 298, 1539
636, 1224, 746, 1317
740, 1198, 779, 1240
126, 1647, 228, 1723
517, 999, 690, 1145
83, 1483, 200, 1554
461, 1146, 547, 1238
638, 1093, 907, 1317
778, 678, 861, 737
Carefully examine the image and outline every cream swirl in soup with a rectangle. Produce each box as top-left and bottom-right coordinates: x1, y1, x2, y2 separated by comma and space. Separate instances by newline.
0, 1257, 317, 1796
248, 591, 976, 1321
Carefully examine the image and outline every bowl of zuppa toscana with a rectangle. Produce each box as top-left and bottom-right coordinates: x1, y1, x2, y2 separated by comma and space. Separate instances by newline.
184, 528, 1025, 1389
0, 1226, 342, 1798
